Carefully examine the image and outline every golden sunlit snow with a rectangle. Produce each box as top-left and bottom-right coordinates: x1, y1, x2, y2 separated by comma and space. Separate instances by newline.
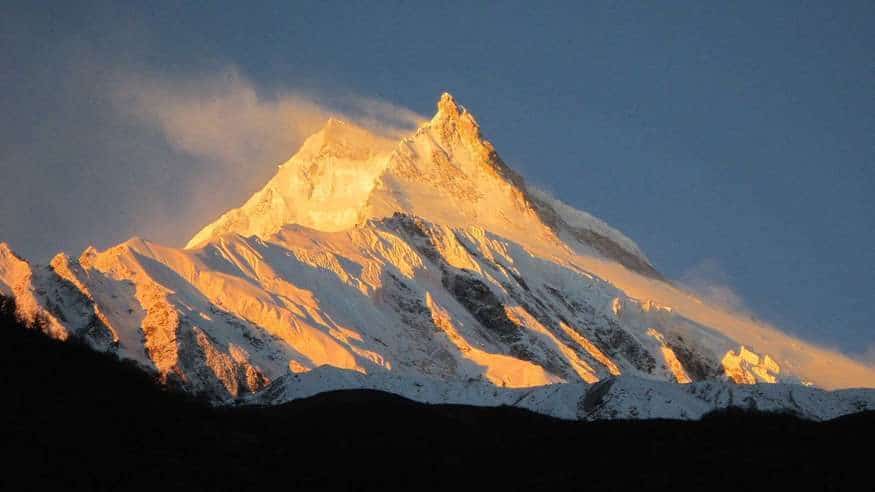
1, 93, 873, 412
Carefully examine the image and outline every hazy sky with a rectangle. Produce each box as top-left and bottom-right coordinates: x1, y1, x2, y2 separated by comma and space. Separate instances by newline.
1, 1, 872, 359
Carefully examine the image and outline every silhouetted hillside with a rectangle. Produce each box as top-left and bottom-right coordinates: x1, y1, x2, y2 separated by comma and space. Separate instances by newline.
1, 295, 872, 491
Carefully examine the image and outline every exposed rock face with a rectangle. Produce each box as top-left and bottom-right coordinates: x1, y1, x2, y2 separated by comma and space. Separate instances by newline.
1, 93, 874, 411
722, 346, 782, 384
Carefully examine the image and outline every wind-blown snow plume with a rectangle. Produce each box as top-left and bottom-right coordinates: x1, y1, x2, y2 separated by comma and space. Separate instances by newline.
112, 69, 332, 170
680, 258, 749, 314
112, 68, 424, 169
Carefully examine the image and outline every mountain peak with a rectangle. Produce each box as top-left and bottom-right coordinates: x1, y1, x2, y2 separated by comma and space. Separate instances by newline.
427, 92, 486, 151
294, 117, 390, 162
315, 117, 363, 141
431, 92, 479, 129
187, 93, 655, 280
323, 116, 367, 134
436, 92, 461, 116
322, 116, 346, 130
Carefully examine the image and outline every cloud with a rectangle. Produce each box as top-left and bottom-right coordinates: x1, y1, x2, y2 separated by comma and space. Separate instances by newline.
860, 344, 875, 368
679, 258, 749, 315
110, 66, 424, 172
111, 68, 329, 169
336, 95, 427, 136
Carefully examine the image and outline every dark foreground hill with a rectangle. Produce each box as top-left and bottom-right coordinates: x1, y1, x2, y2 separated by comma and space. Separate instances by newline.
1, 295, 871, 491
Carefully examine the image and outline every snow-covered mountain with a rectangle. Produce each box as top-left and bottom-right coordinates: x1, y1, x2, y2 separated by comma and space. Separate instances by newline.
2, 93, 873, 419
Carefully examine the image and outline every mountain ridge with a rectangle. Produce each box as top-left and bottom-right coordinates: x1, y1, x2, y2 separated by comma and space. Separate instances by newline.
1, 93, 874, 418
4, 298, 872, 490
187, 92, 658, 277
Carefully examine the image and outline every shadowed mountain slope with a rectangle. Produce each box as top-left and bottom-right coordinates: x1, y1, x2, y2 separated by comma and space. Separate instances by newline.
1, 295, 873, 491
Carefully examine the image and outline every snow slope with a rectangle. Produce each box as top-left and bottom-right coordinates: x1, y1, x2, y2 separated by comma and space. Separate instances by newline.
249, 366, 875, 422
1, 92, 873, 418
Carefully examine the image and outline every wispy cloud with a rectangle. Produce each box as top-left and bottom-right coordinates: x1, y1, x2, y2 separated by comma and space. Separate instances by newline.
861, 344, 875, 368
679, 258, 749, 314
111, 66, 424, 172
111, 68, 330, 169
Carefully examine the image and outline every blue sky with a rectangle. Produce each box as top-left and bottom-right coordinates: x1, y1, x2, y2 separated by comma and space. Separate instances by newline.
1, 1, 873, 357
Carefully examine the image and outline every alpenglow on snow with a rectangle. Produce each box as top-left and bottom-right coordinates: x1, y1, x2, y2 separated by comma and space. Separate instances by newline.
1, 93, 873, 420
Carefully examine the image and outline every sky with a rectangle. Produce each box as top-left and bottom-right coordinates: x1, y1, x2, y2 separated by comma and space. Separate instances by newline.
1, 1, 873, 359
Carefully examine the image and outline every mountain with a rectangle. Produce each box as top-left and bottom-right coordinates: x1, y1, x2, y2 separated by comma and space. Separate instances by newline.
2, 299, 872, 491
1, 93, 873, 417
3, 299, 872, 491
